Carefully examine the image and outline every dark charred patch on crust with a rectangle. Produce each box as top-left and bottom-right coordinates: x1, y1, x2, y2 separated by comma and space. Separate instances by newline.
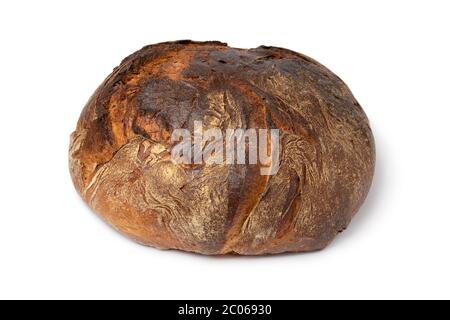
136, 78, 198, 131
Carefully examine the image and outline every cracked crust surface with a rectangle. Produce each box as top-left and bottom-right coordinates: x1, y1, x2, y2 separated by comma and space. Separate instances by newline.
69, 40, 375, 255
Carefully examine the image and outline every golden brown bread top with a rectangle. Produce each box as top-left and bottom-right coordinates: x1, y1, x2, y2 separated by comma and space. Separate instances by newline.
70, 41, 375, 255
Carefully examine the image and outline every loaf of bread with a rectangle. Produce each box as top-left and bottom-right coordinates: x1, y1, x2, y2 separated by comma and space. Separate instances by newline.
69, 40, 375, 255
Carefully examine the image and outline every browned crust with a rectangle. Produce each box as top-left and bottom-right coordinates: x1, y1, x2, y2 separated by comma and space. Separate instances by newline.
69, 40, 375, 255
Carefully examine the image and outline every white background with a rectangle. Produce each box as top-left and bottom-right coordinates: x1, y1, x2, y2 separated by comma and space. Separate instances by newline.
0, 0, 449, 300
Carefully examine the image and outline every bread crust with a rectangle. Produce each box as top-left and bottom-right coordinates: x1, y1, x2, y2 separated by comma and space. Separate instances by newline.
69, 41, 375, 255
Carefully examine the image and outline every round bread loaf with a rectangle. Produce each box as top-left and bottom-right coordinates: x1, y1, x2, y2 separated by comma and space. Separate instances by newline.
69, 40, 375, 255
